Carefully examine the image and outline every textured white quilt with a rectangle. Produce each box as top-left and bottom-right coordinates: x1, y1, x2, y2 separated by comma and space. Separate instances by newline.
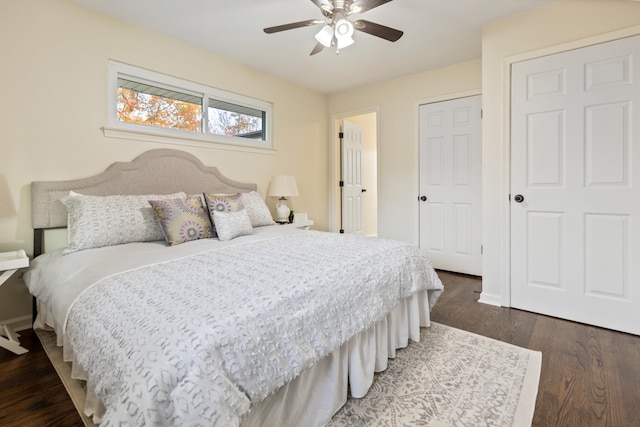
55, 231, 442, 426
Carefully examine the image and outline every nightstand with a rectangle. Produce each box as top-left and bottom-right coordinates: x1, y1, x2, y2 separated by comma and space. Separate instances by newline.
280, 219, 314, 230
0, 250, 30, 355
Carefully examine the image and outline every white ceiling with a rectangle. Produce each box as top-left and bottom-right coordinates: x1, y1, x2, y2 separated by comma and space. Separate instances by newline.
71, 0, 559, 94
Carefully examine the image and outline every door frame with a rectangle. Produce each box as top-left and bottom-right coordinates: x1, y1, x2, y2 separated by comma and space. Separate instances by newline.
497, 25, 640, 308
329, 107, 380, 234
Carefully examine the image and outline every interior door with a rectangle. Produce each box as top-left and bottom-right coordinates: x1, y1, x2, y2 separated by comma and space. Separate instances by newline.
419, 95, 482, 276
341, 120, 364, 235
510, 35, 640, 335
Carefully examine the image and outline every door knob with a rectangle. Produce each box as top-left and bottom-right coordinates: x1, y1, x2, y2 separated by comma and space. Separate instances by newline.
419, 195, 427, 202
514, 194, 524, 203
361, 188, 367, 193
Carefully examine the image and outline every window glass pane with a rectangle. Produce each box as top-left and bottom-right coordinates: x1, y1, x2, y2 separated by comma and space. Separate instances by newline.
117, 78, 202, 132
108, 62, 273, 149
207, 99, 264, 139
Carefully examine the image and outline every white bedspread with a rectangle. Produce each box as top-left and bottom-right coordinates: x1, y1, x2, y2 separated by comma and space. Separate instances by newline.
26, 227, 443, 426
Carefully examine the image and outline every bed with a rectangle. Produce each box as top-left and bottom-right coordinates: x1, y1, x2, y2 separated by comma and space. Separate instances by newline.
24, 149, 443, 426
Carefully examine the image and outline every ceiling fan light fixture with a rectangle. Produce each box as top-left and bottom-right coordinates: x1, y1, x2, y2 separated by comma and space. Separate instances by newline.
335, 19, 354, 38
334, 18, 354, 50
315, 24, 334, 47
336, 35, 354, 49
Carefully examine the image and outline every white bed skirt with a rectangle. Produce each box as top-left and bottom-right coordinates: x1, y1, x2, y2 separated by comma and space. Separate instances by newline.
35, 289, 432, 426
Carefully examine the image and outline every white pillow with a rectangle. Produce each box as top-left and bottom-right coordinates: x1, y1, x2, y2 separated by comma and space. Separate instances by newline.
213, 209, 253, 241
61, 192, 187, 253
241, 191, 275, 227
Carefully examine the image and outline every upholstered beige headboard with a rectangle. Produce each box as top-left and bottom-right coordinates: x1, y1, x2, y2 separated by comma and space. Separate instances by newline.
31, 149, 257, 231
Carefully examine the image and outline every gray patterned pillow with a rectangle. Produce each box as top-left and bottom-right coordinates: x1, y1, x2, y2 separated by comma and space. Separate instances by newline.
148, 196, 213, 246
212, 209, 253, 241
204, 193, 244, 237
61, 192, 187, 254
241, 191, 275, 227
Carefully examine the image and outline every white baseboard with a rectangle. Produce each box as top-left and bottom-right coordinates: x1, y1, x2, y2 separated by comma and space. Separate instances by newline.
478, 292, 502, 307
0, 315, 33, 332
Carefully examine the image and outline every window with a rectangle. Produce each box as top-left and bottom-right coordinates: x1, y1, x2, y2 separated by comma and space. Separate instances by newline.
117, 78, 203, 133
106, 61, 273, 150
207, 100, 264, 139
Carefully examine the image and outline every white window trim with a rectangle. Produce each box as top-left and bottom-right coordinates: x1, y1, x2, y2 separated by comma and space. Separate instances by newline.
105, 60, 275, 153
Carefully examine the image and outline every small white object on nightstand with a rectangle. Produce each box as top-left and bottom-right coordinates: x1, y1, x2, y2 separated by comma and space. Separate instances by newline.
280, 218, 314, 230
0, 250, 30, 355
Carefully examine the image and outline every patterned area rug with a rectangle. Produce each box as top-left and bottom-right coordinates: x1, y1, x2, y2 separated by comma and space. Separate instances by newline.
38, 322, 541, 427
329, 322, 541, 427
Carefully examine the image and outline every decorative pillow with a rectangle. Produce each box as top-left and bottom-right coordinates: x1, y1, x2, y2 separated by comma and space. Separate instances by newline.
188, 193, 207, 208
204, 193, 244, 237
148, 196, 213, 246
241, 191, 275, 227
212, 209, 253, 241
61, 192, 187, 254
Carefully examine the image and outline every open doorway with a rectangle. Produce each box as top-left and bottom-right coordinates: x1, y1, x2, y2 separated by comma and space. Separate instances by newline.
331, 110, 378, 237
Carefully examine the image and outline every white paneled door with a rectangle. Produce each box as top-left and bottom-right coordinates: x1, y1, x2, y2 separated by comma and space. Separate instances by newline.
341, 120, 364, 235
419, 95, 482, 276
511, 35, 640, 335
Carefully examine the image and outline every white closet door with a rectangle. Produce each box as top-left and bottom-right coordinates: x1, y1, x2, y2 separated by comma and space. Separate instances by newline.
511, 35, 640, 335
419, 95, 482, 276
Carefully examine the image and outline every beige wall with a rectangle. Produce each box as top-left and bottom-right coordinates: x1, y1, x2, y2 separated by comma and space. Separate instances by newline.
480, 0, 640, 305
328, 60, 482, 243
0, 0, 328, 323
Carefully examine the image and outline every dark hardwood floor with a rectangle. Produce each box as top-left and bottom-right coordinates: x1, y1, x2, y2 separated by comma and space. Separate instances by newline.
1, 271, 639, 426
429, 271, 640, 427
0, 330, 81, 426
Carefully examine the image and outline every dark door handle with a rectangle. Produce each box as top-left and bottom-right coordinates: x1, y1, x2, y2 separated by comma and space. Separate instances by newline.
361, 188, 367, 193
419, 195, 427, 202
514, 194, 524, 203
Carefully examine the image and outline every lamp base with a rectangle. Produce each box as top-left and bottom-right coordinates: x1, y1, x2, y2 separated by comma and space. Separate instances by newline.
276, 198, 290, 223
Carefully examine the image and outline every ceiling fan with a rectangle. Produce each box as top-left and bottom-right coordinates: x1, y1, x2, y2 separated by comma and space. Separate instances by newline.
263, 0, 403, 55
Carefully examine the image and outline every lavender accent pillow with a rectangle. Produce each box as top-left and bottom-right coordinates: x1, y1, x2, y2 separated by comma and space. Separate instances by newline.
204, 193, 245, 237
148, 196, 213, 246
212, 209, 253, 241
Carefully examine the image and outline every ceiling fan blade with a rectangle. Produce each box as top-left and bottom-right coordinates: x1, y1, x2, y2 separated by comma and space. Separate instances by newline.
310, 42, 325, 56
353, 19, 403, 42
352, 0, 394, 13
264, 19, 321, 34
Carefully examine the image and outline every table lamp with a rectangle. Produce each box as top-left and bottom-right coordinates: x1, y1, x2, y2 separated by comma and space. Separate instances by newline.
268, 175, 299, 223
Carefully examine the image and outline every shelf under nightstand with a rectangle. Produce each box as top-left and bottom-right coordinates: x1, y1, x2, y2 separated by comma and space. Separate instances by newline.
0, 250, 30, 355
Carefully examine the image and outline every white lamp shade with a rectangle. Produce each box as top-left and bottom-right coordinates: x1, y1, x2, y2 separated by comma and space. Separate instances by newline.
335, 19, 354, 50
335, 19, 354, 38
268, 175, 299, 198
337, 35, 354, 49
315, 25, 334, 48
